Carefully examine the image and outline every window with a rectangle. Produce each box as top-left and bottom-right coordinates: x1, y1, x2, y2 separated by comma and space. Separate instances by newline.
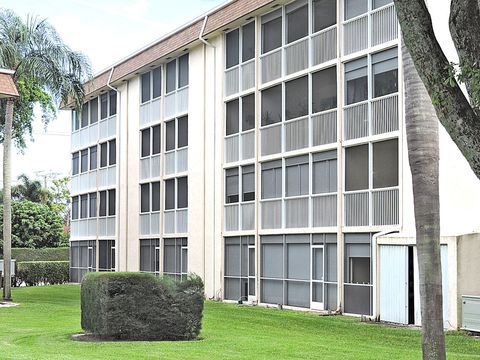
100, 93, 108, 119
152, 125, 161, 154
163, 238, 187, 280
140, 238, 160, 272
165, 120, 175, 151
141, 182, 160, 213
345, 0, 368, 20
152, 181, 160, 211
72, 152, 79, 176
373, 0, 392, 9
90, 98, 98, 124
261, 85, 282, 126
109, 90, 117, 116
242, 94, 255, 131
372, 48, 398, 98
80, 149, 88, 173
224, 236, 255, 301
286, 0, 308, 43
225, 168, 239, 204
345, 145, 368, 191
312, 66, 337, 113
351, 257, 370, 283
177, 177, 188, 209
261, 160, 282, 199
166, 59, 176, 93
165, 179, 175, 210
72, 111, 79, 131
152, 67, 162, 99
312, 151, 337, 194
242, 22, 255, 62
89, 146, 97, 170
242, 165, 255, 201
99, 240, 115, 271
140, 183, 150, 213
109, 140, 116, 166
177, 116, 188, 148
373, 139, 398, 188
141, 67, 162, 103
72, 196, 79, 220
178, 54, 189, 88
69, 240, 96, 283
100, 142, 108, 168
285, 156, 309, 197
285, 76, 308, 120
262, 10, 282, 54
141, 128, 150, 158
98, 190, 115, 217
108, 189, 116, 216
89, 192, 97, 218
313, 0, 336, 32
141, 72, 151, 103
81, 103, 88, 128
166, 117, 187, 151
99, 191, 107, 217
345, 57, 368, 105
226, 29, 239, 69
80, 194, 88, 219
226, 99, 239, 136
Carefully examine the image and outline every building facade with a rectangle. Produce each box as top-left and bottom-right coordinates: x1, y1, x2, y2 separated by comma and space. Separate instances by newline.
68, 0, 480, 328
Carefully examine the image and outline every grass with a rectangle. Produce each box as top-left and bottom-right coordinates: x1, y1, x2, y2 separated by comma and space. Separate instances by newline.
0, 285, 478, 359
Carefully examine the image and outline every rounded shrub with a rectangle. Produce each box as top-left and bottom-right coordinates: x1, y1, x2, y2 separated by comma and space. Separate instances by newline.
81, 272, 204, 341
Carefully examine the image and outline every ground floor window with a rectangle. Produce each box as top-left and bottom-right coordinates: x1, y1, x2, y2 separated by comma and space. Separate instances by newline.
163, 238, 187, 280
224, 236, 255, 301
70, 240, 95, 283
139, 238, 160, 273
98, 240, 115, 271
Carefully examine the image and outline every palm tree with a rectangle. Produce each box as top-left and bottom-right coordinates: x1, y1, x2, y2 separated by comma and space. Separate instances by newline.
0, 10, 91, 301
402, 42, 446, 359
12, 174, 47, 203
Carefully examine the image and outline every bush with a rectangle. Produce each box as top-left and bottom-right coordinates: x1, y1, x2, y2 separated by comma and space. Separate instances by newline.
9, 247, 69, 262
15, 261, 69, 286
81, 272, 204, 341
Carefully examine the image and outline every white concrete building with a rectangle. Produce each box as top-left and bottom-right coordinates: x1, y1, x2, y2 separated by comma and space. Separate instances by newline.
67, 0, 480, 329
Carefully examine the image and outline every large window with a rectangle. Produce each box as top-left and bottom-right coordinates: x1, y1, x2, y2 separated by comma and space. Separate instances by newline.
72, 196, 79, 220
90, 98, 98, 124
89, 145, 97, 170
345, 144, 368, 191
140, 182, 160, 213
226, 29, 239, 69
140, 238, 160, 273
261, 10, 282, 54
313, 0, 336, 32
98, 240, 115, 271
225, 94, 255, 137
345, 57, 368, 105
225, 165, 255, 204
99, 189, 116, 217
312, 151, 337, 194
70, 240, 95, 282
72, 152, 79, 176
285, 156, 309, 197
141, 67, 161, 104
224, 236, 255, 301
261, 85, 282, 126
76, 93, 116, 131
141, 125, 161, 158
312, 66, 337, 113
163, 238, 187, 280
261, 160, 282, 199
99, 139, 116, 168
372, 48, 398, 98
166, 54, 189, 94
165, 177, 188, 210
344, 0, 368, 20
165, 116, 188, 152
285, 76, 308, 120
80, 149, 88, 173
89, 192, 97, 218
286, 0, 308, 44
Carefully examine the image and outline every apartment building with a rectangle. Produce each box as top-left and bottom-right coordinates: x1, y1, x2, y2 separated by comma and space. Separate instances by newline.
67, 0, 480, 329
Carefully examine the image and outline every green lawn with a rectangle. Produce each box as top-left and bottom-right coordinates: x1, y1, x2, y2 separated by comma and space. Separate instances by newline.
0, 285, 478, 359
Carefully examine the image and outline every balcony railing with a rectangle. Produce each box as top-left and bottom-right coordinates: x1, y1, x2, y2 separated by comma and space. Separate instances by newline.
165, 87, 188, 119
139, 212, 161, 235
224, 202, 255, 232
140, 154, 161, 180
164, 148, 188, 175
140, 97, 161, 126
164, 209, 188, 234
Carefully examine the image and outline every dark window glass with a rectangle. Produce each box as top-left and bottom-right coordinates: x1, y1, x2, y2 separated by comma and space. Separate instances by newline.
285, 156, 309, 196
242, 22, 255, 62
166, 120, 175, 151
165, 179, 175, 210
262, 11, 282, 53
242, 94, 255, 131
99, 191, 107, 217
108, 189, 116, 216
90, 98, 98, 124
345, 0, 368, 20
152, 125, 161, 155
166, 59, 176, 93
373, 49, 398, 98
226, 29, 239, 69
109, 140, 116, 166
312, 66, 337, 113
89, 192, 97, 218
312, 151, 337, 194
81, 149, 88, 173
80, 195, 88, 219
72, 196, 79, 220
177, 177, 188, 208
141, 183, 150, 213
89, 146, 97, 170
81, 103, 88, 127
242, 165, 255, 201
152, 182, 160, 212
261, 85, 282, 126
345, 145, 369, 191
374, 0, 392, 9
100, 142, 108, 167
261, 161, 282, 199
72, 111, 79, 131
373, 139, 398, 188
100, 93, 108, 119
351, 257, 370, 283
177, 116, 188, 148
140, 239, 159, 272
285, 76, 308, 120
345, 58, 368, 105
72, 152, 79, 176
141, 72, 151, 103
286, 1, 308, 43
152, 67, 162, 99
178, 54, 189, 88
109, 90, 117, 116
141, 128, 151, 158
226, 168, 239, 203
226, 99, 239, 136
313, 0, 336, 32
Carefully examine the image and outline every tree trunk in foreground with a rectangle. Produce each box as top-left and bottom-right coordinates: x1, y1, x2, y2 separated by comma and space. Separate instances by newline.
403, 44, 445, 360
2, 99, 14, 301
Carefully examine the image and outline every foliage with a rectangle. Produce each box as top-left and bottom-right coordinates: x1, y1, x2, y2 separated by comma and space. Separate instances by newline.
11, 173, 48, 203
0, 200, 67, 251
13, 261, 69, 286
81, 272, 205, 341
45, 176, 71, 222
1, 247, 69, 262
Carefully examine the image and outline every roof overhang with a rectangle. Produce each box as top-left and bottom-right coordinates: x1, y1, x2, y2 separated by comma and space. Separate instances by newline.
0, 69, 19, 99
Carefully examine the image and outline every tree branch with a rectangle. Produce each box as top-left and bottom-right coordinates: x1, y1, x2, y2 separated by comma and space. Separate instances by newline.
394, 0, 480, 179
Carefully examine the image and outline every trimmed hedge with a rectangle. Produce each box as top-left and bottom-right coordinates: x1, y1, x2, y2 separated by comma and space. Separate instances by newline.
15, 261, 69, 286
11, 247, 69, 262
81, 272, 204, 341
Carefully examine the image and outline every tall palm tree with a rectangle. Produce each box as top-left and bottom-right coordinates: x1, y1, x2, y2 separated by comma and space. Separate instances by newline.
0, 10, 91, 300
12, 174, 47, 203
402, 42, 446, 359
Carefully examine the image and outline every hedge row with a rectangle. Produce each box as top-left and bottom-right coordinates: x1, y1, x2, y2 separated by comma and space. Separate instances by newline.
81, 272, 205, 341
0, 247, 69, 262
14, 261, 69, 286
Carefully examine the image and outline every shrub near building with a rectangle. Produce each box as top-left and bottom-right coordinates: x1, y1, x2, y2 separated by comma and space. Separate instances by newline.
81, 272, 204, 341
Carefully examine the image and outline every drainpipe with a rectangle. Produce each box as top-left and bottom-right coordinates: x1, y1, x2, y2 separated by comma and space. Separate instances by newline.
199, 15, 217, 298
372, 229, 399, 320
106, 67, 126, 271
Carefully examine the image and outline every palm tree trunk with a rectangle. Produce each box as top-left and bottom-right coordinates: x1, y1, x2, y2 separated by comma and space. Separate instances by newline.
402, 43, 445, 359
2, 98, 14, 301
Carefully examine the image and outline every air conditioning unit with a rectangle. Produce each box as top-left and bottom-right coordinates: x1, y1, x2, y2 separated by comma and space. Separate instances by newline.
462, 295, 480, 333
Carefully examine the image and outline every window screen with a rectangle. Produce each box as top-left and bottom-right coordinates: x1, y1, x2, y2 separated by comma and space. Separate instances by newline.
372, 48, 398, 98
100, 142, 108, 167
99, 191, 107, 217
177, 116, 188, 148
90, 98, 98, 124
261, 85, 282, 126
109, 140, 116, 165
226, 29, 239, 69
242, 94, 255, 131
313, 0, 336, 32
286, 0, 308, 43
226, 168, 239, 204
285, 156, 309, 197
89, 192, 97, 218
313, 151, 337, 194
345, 145, 369, 191
178, 54, 189, 88
345, 0, 368, 20
108, 189, 116, 216
242, 22, 255, 62
141, 72, 151, 103
177, 177, 188, 209
165, 120, 175, 151
312, 66, 337, 113
100, 93, 108, 119
242, 165, 255, 201
140, 239, 159, 272
345, 57, 368, 105
261, 160, 282, 199
89, 146, 97, 170
226, 99, 239, 136
285, 76, 308, 120
141, 128, 151, 157
152, 67, 162, 99
152, 125, 161, 155
81, 149, 88, 173
72, 153, 79, 176
351, 257, 370, 284
141, 183, 150, 213
109, 90, 117, 116
373, 139, 398, 188
166, 59, 176, 93
287, 241, 309, 280
152, 182, 160, 212
262, 10, 282, 54
165, 179, 175, 210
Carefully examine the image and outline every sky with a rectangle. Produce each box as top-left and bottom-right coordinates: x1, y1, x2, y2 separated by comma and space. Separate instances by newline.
0, 0, 456, 186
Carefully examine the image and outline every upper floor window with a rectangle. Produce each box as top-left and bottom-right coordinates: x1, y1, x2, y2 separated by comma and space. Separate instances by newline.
261, 85, 282, 126
165, 116, 188, 152
99, 189, 116, 216
73, 91, 116, 132
345, 0, 368, 20
99, 139, 116, 168
313, 0, 336, 32
166, 54, 189, 94
72, 152, 79, 176
261, 160, 282, 199
141, 67, 162, 104
141, 125, 161, 158
286, 0, 308, 44
285, 76, 308, 120
345, 57, 368, 105
261, 10, 282, 54
140, 182, 161, 213
165, 176, 188, 210
225, 94, 255, 136
312, 151, 337, 194
90, 98, 98, 124
312, 66, 337, 113
226, 22, 255, 70
285, 155, 309, 197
